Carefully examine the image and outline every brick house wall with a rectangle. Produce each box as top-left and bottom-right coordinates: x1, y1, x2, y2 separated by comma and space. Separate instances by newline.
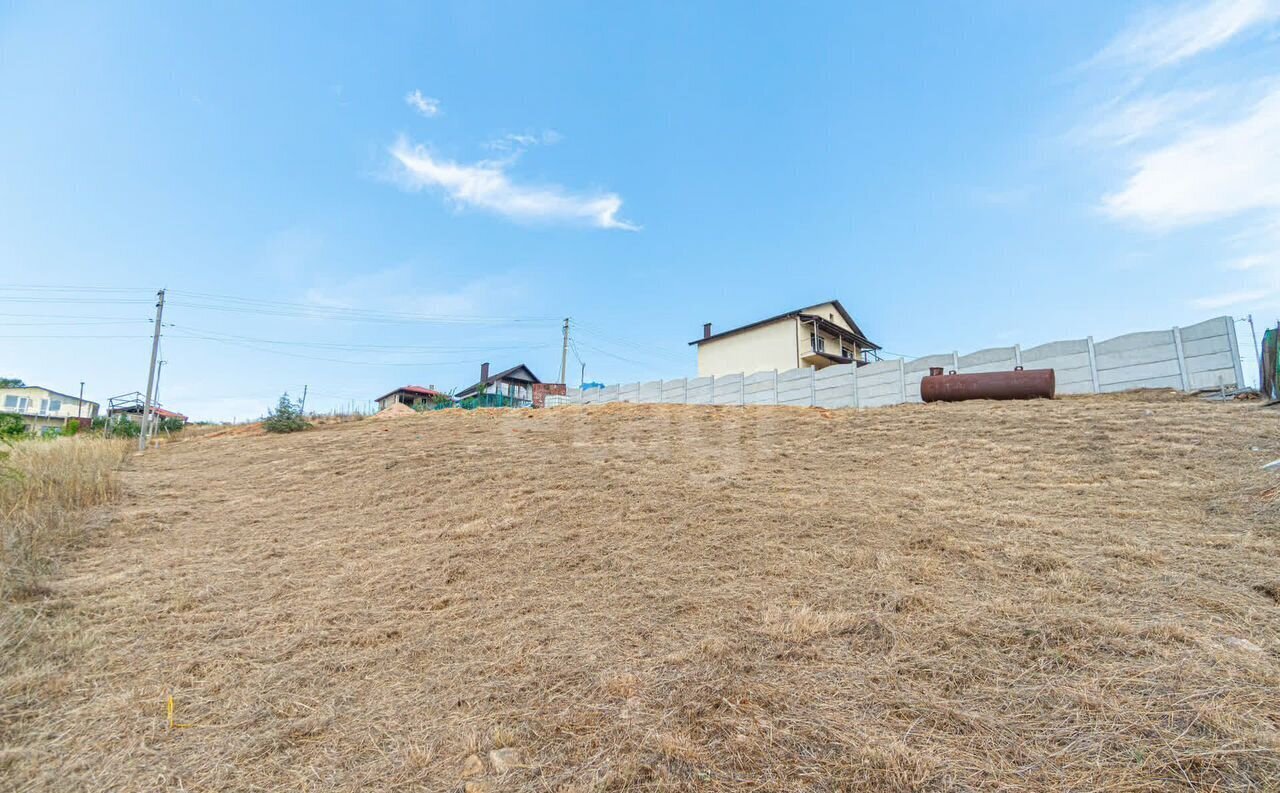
531, 383, 566, 408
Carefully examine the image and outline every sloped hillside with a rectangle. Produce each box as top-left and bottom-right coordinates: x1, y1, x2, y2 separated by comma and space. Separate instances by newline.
6, 393, 1280, 791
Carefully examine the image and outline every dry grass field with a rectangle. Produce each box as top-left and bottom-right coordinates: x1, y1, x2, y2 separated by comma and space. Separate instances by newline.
3, 393, 1279, 791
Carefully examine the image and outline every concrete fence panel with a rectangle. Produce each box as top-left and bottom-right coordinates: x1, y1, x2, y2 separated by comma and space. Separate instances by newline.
958, 346, 1019, 374
1021, 339, 1095, 395
712, 373, 745, 405
1179, 316, 1242, 389
856, 360, 903, 407
1094, 330, 1182, 392
618, 382, 640, 403
904, 354, 955, 403
661, 378, 688, 404
777, 367, 815, 407
743, 371, 778, 405
597, 384, 620, 404
686, 376, 713, 405
637, 380, 663, 403
814, 363, 857, 408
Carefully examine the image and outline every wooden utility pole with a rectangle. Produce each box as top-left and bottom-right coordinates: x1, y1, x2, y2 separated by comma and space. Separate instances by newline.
76, 381, 84, 421
559, 318, 569, 385
139, 289, 165, 451
300, 384, 308, 414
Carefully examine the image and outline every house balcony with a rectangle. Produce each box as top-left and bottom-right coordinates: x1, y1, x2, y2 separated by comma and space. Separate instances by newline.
800, 346, 854, 368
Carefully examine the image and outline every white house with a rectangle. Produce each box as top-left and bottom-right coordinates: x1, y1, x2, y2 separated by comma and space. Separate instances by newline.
0, 385, 99, 433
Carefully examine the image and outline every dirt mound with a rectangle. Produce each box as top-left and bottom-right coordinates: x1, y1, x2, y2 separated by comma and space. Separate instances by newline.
8, 394, 1280, 791
369, 402, 418, 420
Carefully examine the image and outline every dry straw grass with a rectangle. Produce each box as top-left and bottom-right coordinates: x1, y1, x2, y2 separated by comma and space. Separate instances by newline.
0, 437, 130, 599
3, 392, 1279, 791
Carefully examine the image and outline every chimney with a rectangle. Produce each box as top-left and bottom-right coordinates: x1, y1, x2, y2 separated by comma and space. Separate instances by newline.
480, 362, 490, 382
703, 322, 712, 339
428, 384, 435, 390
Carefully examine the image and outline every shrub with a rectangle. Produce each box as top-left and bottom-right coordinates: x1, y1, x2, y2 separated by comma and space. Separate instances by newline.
0, 414, 26, 440
63, 419, 80, 437
95, 416, 140, 438
158, 417, 184, 433
262, 393, 310, 434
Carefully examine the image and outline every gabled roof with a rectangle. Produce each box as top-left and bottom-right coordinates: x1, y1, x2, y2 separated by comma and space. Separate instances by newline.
374, 385, 448, 403
455, 364, 541, 398
689, 299, 880, 350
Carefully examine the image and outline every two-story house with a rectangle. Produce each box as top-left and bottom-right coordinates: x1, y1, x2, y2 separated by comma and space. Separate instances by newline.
0, 384, 100, 433
689, 299, 880, 377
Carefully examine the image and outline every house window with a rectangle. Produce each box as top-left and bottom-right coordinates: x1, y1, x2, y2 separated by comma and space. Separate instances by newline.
811, 333, 825, 352
3, 396, 16, 409
49, 399, 61, 412
841, 347, 853, 360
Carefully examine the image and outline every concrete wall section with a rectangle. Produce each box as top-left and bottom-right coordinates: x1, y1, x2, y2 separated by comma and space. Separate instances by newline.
814, 364, 857, 408
687, 376, 713, 405
661, 378, 688, 403
777, 367, 814, 407
856, 360, 903, 408
618, 383, 640, 403
1179, 316, 1241, 389
1021, 339, 1094, 395
712, 373, 745, 405
636, 380, 663, 403
1093, 330, 1183, 392
903, 354, 954, 403
957, 346, 1019, 374
743, 371, 778, 405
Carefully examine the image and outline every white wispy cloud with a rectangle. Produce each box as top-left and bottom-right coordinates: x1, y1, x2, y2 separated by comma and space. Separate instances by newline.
1102, 87, 1280, 227
389, 137, 638, 231
1192, 288, 1273, 309
1080, 3, 1280, 316
484, 129, 563, 152
1080, 89, 1219, 145
1093, 0, 1280, 72
405, 89, 441, 117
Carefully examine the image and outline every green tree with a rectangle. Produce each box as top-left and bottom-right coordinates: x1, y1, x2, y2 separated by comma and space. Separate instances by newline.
262, 393, 310, 434
0, 377, 24, 388
0, 413, 26, 440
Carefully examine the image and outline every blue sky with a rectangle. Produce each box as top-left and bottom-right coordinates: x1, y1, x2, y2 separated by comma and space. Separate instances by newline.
2, 1, 1277, 420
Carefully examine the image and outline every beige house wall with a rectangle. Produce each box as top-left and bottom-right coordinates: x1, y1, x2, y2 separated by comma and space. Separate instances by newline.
696, 320, 799, 377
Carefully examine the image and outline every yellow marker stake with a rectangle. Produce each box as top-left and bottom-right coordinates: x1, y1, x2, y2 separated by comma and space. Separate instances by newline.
167, 695, 193, 729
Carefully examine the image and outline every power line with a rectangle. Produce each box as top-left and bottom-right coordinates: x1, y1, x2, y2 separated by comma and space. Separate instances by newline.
168, 330, 550, 367
167, 323, 551, 352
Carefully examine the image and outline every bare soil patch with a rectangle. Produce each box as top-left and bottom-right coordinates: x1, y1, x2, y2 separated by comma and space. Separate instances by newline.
4, 393, 1279, 791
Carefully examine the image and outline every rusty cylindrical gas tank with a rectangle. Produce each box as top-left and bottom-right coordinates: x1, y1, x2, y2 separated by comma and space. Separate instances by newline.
920, 366, 1055, 403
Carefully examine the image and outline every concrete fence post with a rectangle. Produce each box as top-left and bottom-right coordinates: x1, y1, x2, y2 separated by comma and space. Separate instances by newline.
1086, 336, 1100, 394
710, 375, 716, 403
851, 363, 860, 408
897, 358, 907, 404
1014, 344, 1023, 368
951, 351, 960, 372
1172, 326, 1191, 392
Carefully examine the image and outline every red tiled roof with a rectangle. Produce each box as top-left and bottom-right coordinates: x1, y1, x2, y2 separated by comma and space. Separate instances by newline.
374, 385, 448, 402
